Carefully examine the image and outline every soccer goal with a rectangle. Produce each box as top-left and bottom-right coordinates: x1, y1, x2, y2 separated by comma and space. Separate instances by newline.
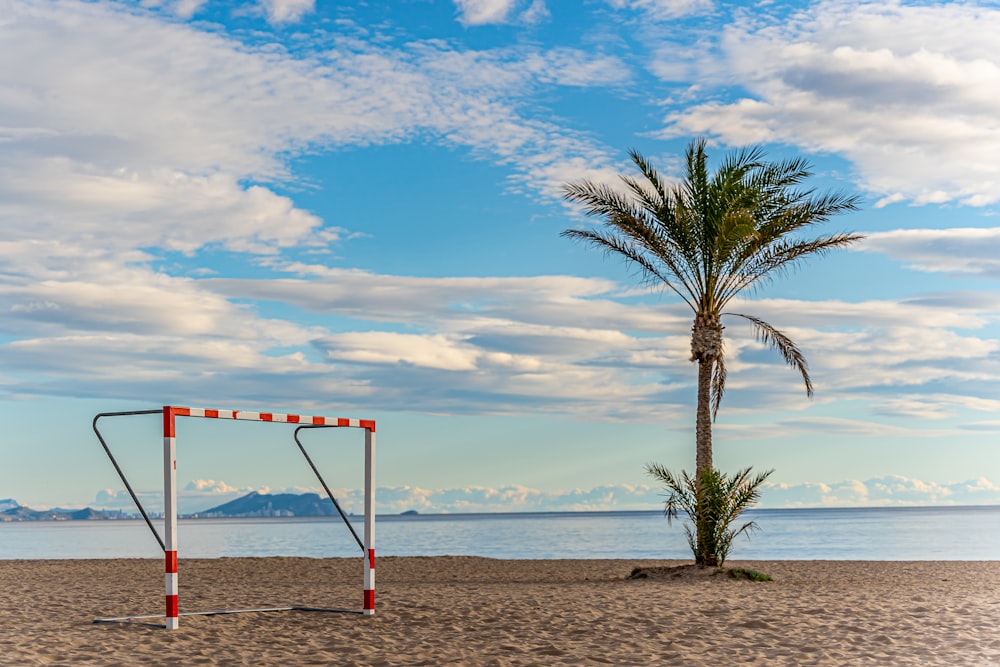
92, 405, 376, 630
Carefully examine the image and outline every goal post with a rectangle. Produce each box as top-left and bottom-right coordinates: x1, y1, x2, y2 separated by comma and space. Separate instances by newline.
93, 405, 376, 630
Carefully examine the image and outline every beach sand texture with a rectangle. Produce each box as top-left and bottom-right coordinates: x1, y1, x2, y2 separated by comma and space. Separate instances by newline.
1, 557, 998, 665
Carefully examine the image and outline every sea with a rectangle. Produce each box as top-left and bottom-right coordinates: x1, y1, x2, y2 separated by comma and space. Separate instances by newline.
1, 506, 998, 561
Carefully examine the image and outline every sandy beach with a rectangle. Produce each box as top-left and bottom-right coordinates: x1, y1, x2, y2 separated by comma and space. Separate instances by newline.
1, 557, 998, 665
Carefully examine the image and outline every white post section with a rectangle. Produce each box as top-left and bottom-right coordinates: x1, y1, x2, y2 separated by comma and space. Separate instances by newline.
163, 407, 179, 630
363, 427, 376, 615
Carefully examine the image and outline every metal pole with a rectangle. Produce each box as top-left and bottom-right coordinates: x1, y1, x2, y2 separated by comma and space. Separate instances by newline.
293, 426, 364, 552
92, 410, 166, 552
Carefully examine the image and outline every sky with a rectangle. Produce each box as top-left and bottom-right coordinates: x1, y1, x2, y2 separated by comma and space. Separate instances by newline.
2, 0, 1000, 515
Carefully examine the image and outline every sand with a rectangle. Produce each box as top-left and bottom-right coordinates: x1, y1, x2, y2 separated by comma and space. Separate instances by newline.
1, 557, 998, 665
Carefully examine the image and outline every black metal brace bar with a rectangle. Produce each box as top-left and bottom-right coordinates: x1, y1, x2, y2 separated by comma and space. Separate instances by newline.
92, 410, 166, 552
294, 425, 365, 552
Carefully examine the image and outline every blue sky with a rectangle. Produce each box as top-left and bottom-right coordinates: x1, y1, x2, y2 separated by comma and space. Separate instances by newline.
2, 0, 1000, 514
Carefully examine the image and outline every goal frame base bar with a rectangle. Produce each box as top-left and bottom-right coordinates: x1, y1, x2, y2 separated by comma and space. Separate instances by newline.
94, 606, 364, 627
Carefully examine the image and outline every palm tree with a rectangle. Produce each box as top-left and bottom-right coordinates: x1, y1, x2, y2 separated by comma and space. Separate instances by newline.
562, 138, 862, 477
645, 464, 773, 567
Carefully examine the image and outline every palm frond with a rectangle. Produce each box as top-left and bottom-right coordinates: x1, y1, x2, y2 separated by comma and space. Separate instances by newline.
729, 313, 813, 397
712, 144, 766, 194
718, 232, 866, 304
628, 148, 672, 204
711, 354, 726, 421
620, 174, 664, 216
644, 462, 689, 524
626, 151, 705, 275
560, 227, 699, 309
562, 162, 711, 309
562, 180, 648, 222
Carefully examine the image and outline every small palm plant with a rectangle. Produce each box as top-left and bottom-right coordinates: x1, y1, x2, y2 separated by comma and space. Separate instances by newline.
646, 464, 773, 567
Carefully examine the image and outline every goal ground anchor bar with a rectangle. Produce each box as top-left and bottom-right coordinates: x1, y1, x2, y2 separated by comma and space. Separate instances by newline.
94, 606, 364, 626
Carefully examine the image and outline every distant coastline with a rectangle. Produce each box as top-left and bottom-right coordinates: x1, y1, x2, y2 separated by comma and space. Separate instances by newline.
0, 502, 129, 522
3, 492, 998, 522
0, 491, 340, 522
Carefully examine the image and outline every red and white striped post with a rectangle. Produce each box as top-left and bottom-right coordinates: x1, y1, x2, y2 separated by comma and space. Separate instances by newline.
163, 407, 179, 630
363, 426, 375, 615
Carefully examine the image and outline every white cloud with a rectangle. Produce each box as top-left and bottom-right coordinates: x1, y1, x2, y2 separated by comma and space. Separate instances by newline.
717, 297, 1000, 410
322, 332, 482, 371
606, 0, 712, 20
518, 47, 630, 87
764, 474, 1000, 508
170, 0, 207, 19
872, 394, 1000, 420
452, 0, 548, 26
859, 228, 1000, 277
454, 0, 518, 25
258, 0, 314, 24
0, 165, 323, 257
731, 296, 991, 331
0, 249, 290, 340
368, 483, 665, 513
207, 267, 676, 333
184, 479, 242, 494
659, 0, 1000, 206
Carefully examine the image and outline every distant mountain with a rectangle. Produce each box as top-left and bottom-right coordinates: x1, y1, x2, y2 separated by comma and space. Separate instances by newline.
191, 491, 338, 518
0, 501, 115, 522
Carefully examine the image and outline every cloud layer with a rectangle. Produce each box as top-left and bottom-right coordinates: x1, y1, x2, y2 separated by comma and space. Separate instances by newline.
4, 1, 998, 427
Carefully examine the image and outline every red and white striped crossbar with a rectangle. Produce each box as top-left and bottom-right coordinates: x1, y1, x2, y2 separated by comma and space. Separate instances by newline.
166, 406, 376, 430
162, 405, 376, 630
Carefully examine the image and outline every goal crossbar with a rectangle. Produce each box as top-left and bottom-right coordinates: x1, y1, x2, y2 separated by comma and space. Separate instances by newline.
92, 405, 376, 630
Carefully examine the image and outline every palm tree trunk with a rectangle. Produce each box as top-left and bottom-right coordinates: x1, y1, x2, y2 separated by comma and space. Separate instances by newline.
690, 313, 721, 477
691, 314, 723, 566
695, 356, 713, 476
694, 362, 714, 567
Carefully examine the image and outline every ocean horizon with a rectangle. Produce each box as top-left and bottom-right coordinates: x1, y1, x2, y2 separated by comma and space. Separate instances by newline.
2, 504, 998, 561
